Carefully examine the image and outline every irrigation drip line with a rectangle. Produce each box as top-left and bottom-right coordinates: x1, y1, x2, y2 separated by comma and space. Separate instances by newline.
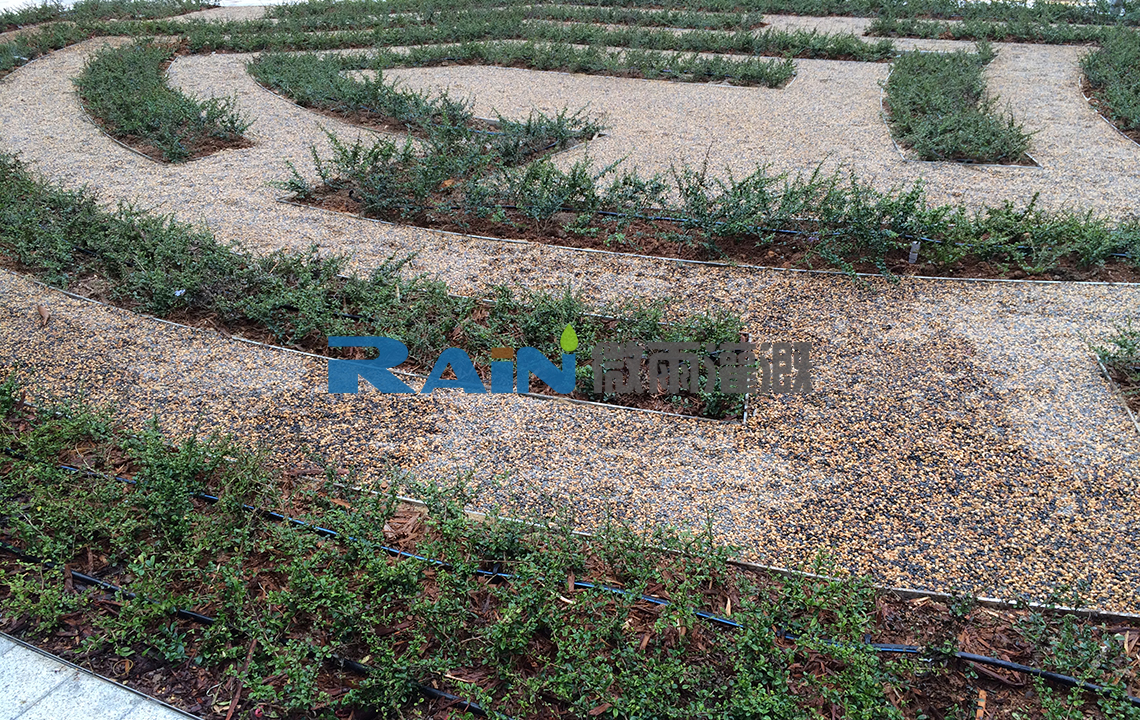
4, 449, 1139, 707
0, 456, 503, 714
0, 539, 499, 718
0, 539, 216, 625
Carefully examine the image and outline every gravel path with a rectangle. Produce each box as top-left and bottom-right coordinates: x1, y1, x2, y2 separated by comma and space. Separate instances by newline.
0, 37, 1138, 610
168, 5, 268, 22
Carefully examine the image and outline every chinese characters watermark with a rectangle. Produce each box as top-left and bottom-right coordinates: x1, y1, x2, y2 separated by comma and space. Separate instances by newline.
591, 341, 812, 395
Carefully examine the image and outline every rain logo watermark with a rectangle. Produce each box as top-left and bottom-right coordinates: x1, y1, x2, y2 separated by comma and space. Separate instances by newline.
328, 326, 812, 395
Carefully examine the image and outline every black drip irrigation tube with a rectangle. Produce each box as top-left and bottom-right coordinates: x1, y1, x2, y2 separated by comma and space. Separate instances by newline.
0, 451, 499, 717
0, 538, 216, 625
3, 451, 1140, 709
0, 539, 496, 718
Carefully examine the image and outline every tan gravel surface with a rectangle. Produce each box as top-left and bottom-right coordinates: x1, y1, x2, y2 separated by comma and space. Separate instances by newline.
1, 37, 1139, 609
168, 5, 268, 22
762, 13, 875, 35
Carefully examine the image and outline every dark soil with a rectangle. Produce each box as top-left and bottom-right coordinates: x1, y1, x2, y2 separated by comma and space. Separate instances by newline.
79, 97, 254, 163
296, 187, 1140, 284
115, 127, 254, 163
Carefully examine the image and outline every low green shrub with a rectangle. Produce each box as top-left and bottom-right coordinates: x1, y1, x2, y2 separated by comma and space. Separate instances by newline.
0, 22, 97, 77
181, 8, 893, 63
0, 391, 896, 718
868, 15, 1121, 44
1081, 27, 1140, 135
884, 43, 1033, 164
261, 0, 1139, 25
1, 0, 212, 30
248, 50, 607, 155
73, 41, 250, 162
292, 125, 1138, 279
3, 385, 1139, 718
1093, 320, 1140, 410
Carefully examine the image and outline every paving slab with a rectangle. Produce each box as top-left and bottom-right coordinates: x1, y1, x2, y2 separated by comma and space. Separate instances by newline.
0, 634, 193, 720
14, 672, 143, 720
0, 646, 69, 720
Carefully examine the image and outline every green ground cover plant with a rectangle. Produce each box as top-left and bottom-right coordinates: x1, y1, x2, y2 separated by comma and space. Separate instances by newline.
1, 0, 1132, 84
884, 43, 1034, 164
370, 40, 796, 86
177, 9, 895, 62
868, 15, 1121, 44
1094, 321, 1140, 412
73, 41, 250, 162
262, 0, 1138, 25
0, 0, 222, 79
0, 382, 1138, 719
0, 152, 745, 418
1081, 28, 1140, 141
523, 4, 769, 31
0, 0, 213, 30
0, 20, 96, 77
248, 51, 608, 148
253, 45, 790, 103
282, 122, 1139, 280
516, 21, 895, 61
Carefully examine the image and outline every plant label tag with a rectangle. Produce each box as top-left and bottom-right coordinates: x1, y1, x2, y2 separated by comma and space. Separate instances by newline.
908, 241, 920, 264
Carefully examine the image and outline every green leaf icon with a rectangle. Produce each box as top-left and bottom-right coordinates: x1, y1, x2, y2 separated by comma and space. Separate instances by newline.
560, 324, 578, 353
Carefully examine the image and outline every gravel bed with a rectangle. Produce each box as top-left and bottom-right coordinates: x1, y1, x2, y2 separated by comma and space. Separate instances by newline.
167, 5, 269, 22
0, 36, 1138, 610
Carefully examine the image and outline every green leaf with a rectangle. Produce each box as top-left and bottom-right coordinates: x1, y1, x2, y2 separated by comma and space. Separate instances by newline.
560, 323, 579, 353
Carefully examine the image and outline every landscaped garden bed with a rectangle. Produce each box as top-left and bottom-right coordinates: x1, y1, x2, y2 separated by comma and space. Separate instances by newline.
2, 1, 1140, 717
0, 0, 215, 30
1081, 28, 1140, 146
177, 11, 896, 61
74, 41, 252, 162
867, 15, 1122, 44
276, 125, 1139, 282
882, 42, 1035, 165
1, 382, 1138, 719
